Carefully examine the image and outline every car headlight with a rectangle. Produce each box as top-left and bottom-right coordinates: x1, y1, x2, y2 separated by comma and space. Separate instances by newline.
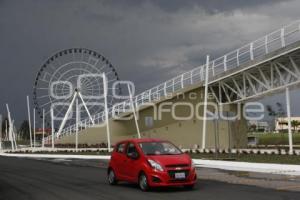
148, 159, 164, 172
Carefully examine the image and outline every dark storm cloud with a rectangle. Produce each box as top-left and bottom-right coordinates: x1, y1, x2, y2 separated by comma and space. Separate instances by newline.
102, 0, 287, 13
0, 0, 299, 125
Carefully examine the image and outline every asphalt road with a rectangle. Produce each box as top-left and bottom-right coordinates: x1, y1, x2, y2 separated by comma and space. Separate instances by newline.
0, 157, 299, 200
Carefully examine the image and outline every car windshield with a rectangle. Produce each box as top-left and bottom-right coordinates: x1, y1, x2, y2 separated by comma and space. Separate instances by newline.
139, 142, 182, 155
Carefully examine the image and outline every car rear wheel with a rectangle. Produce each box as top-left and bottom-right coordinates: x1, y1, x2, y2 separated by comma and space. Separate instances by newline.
108, 169, 117, 185
138, 172, 150, 191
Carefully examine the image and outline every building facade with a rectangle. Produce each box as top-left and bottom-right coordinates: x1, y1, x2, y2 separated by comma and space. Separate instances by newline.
56, 85, 248, 149
275, 117, 300, 132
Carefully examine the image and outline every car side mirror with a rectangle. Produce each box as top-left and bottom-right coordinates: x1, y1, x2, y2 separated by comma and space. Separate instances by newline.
128, 152, 139, 160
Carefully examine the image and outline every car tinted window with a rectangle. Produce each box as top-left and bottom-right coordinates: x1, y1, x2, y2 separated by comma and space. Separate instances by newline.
116, 143, 126, 153
127, 143, 138, 155
139, 142, 182, 155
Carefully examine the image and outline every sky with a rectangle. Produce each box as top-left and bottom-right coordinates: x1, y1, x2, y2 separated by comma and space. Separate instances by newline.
0, 0, 300, 126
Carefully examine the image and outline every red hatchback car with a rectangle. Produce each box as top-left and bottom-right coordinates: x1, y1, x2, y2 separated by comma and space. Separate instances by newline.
107, 138, 197, 191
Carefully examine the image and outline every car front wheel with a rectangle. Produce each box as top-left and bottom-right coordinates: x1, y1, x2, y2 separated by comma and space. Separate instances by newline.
108, 169, 117, 185
138, 172, 150, 191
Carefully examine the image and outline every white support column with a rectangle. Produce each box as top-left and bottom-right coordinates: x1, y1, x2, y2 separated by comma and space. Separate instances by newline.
26, 96, 33, 148
281, 28, 285, 48
135, 97, 138, 110
51, 108, 55, 149
172, 79, 175, 92
164, 82, 167, 97
42, 109, 45, 149
180, 74, 184, 89
103, 74, 111, 152
202, 55, 210, 149
200, 66, 204, 80
75, 98, 79, 152
128, 84, 141, 138
33, 108, 36, 149
236, 49, 240, 66
212, 61, 215, 76
250, 42, 254, 60
78, 92, 95, 125
6, 104, 14, 151
286, 87, 293, 154
122, 102, 126, 113
56, 92, 77, 137
141, 93, 145, 105
265, 35, 269, 54
5, 120, 8, 141
12, 120, 17, 150
223, 55, 227, 71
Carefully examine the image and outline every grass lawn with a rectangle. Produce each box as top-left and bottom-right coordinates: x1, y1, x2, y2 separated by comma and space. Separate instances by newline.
16, 140, 31, 145
249, 132, 300, 145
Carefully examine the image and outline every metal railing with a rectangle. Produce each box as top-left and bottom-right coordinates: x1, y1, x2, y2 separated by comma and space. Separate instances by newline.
47, 20, 300, 141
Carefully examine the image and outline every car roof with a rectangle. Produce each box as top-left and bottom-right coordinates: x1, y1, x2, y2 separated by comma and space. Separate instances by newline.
117, 138, 167, 144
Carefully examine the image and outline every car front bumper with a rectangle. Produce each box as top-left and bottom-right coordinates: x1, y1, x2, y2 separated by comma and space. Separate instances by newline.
147, 168, 197, 187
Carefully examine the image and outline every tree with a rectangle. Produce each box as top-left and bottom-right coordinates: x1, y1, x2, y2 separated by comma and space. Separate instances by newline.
291, 120, 300, 133
266, 105, 276, 117
276, 102, 286, 117
19, 120, 31, 140
1, 117, 9, 139
249, 124, 257, 132
266, 105, 276, 131
266, 103, 286, 132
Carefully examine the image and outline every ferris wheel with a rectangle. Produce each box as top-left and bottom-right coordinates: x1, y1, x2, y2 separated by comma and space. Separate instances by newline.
33, 48, 121, 128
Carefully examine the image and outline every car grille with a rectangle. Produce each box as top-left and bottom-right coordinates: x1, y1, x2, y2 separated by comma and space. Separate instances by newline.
165, 164, 189, 168
168, 170, 190, 180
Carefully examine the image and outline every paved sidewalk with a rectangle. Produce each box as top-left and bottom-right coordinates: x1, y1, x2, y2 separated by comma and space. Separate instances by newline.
197, 168, 300, 192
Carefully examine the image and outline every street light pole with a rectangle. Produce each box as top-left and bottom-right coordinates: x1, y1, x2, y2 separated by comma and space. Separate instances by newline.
103, 74, 111, 152
202, 55, 210, 149
128, 84, 141, 138
75, 98, 79, 152
42, 109, 45, 149
51, 108, 55, 149
286, 87, 293, 154
33, 108, 36, 149
6, 104, 14, 150
27, 96, 33, 148
213, 117, 218, 159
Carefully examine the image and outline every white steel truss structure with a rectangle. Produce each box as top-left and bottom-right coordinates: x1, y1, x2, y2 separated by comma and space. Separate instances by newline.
208, 53, 300, 104
47, 20, 300, 153
56, 90, 96, 138
56, 20, 300, 136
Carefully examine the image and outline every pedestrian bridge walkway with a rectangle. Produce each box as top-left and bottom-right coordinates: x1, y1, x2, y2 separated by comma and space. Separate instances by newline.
57, 20, 300, 142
